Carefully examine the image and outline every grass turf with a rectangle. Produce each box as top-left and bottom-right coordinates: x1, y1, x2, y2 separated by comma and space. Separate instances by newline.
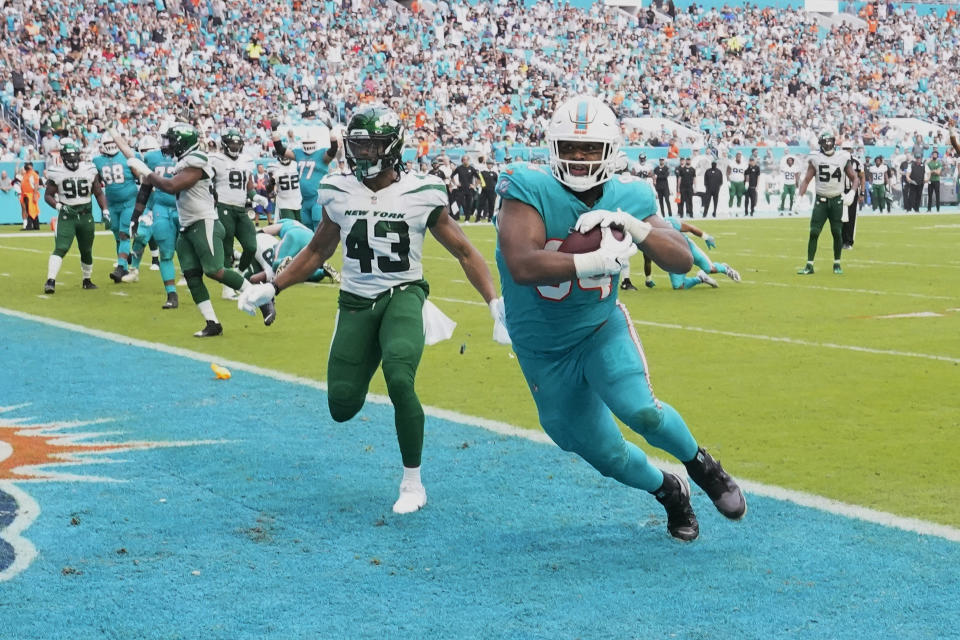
1, 212, 958, 526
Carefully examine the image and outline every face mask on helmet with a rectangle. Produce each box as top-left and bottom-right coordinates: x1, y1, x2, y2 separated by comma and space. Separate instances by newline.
61, 147, 81, 171
222, 135, 243, 159
274, 147, 292, 164
345, 135, 401, 179
302, 139, 318, 154
100, 136, 118, 156
546, 96, 621, 192
819, 134, 836, 155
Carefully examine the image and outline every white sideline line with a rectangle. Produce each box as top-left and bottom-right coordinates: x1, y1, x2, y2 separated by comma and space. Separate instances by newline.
0, 305, 957, 543
752, 280, 957, 301
0, 244, 116, 264
430, 296, 960, 364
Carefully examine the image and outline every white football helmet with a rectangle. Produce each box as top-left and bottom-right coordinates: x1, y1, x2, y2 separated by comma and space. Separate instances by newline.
546, 95, 621, 191
301, 127, 321, 154
99, 132, 119, 156
138, 135, 160, 152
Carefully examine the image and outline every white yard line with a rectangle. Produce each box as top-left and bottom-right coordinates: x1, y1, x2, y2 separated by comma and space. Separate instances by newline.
0, 305, 957, 542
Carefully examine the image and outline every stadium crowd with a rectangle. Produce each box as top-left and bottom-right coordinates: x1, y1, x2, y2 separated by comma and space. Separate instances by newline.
2, 0, 960, 165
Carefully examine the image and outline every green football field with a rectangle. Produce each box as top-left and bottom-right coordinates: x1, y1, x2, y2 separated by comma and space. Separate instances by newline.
2, 213, 958, 527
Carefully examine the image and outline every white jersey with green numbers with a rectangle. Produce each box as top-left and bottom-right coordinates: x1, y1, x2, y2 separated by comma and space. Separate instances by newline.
808, 150, 851, 197
46, 162, 99, 206
729, 158, 747, 183
318, 171, 447, 299
782, 166, 800, 186
172, 150, 217, 227
269, 161, 302, 210
868, 164, 888, 185
209, 152, 253, 207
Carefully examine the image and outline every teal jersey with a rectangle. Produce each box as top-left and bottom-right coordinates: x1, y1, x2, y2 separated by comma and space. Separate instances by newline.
92, 154, 138, 204
143, 150, 178, 209
494, 163, 656, 357
293, 147, 332, 200
273, 219, 314, 267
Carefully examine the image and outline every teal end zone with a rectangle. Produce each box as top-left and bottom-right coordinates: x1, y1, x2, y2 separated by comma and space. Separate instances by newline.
0, 314, 956, 639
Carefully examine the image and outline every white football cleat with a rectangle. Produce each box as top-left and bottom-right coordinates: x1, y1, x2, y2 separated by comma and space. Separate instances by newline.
722, 264, 741, 282
121, 267, 139, 283
221, 285, 239, 300
696, 270, 719, 288
392, 482, 427, 514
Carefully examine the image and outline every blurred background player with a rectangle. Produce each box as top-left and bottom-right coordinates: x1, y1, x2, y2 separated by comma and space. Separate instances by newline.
727, 151, 747, 214
779, 156, 800, 215
841, 144, 865, 250
797, 129, 859, 275
244, 219, 340, 285
267, 143, 303, 223
272, 125, 339, 232
92, 133, 138, 283
42, 139, 109, 294
123, 134, 181, 309
868, 156, 890, 214
643, 217, 741, 290
130, 123, 274, 336
210, 128, 257, 300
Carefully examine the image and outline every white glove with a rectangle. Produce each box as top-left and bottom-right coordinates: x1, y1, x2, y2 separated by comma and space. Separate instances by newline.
488, 297, 511, 345
842, 190, 855, 207
127, 157, 151, 178
573, 227, 638, 278
237, 283, 276, 316
575, 208, 652, 244
101, 208, 111, 226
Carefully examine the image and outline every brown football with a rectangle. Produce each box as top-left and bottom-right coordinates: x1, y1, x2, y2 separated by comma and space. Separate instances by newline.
557, 225, 625, 254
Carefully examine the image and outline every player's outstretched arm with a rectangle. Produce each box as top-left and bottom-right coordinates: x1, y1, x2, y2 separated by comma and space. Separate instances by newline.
429, 208, 496, 303
641, 216, 693, 274
273, 211, 340, 293
142, 167, 203, 195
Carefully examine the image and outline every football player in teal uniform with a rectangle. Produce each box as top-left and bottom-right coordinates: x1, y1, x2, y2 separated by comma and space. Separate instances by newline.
272, 126, 338, 231
494, 95, 746, 541
123, 134, 181, 309
246, 219, 340, 284
92, 133, 139, 282
644, 217, 742, 290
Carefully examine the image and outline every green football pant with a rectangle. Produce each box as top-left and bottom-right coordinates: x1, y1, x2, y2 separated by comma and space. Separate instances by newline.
278, 208, 301, 222
176, 218, 246, 304
217, 203, 257, 271
327, 283, 428, 468
808, 195, 843, 262
871, 185, 887, 212
780, 185, 796, 210
52, 205, 95, 263
728, 181, 745, 207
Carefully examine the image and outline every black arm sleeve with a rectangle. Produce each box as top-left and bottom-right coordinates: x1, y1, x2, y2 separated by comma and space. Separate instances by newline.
273, 139, 287, 157
131, 183, 155, 223
327, 136, 338, 157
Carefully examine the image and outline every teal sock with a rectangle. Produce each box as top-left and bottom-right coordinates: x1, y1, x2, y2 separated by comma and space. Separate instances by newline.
682, 275, 700, 289
160, 259, 176, 292
641, 401, 698, 462
714, 263, 728, 274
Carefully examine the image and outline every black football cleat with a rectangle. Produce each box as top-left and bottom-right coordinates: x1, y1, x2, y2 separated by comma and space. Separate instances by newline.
81, 279, 97, 290
109, 265, 128, 283
684, 447, 747, 520
162, 292, 179, 309
619, 278, 638, 291
259, 299, 276, 326
43, 279, 55, 294
653, 472, 699, 541
193, 320, 223, 338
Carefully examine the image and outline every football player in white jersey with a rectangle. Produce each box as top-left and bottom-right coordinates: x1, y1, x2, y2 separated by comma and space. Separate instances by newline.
43, 139, 110, 293
779, 156, 800, 214
209, 128, 257, 295
796, 129, 860, 275
268, 150, 302, 223
726, 151, 747, 212
868, 156, 890, 213
238, 106, 502, 515
127, 123, 274, 336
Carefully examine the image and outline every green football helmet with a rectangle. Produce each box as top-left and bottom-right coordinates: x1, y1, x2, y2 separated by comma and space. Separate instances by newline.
60, 138, 82, 171
344, 106, 405, 181
221, 128, 244, 159
161, 122, 199, 159
818, 129, 836, 156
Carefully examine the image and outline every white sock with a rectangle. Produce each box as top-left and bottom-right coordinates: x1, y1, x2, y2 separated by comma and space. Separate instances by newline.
81, 262, 93, 279
150, 248, 160, 259
197, 299, 219, 323
47, 255, 63, 280
402, 466, 422, 486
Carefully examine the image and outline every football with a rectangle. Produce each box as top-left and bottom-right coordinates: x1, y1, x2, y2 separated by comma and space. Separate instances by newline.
557, 225, 625, 254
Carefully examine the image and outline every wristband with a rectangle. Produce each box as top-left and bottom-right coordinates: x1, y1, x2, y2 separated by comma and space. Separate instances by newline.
54, 202, 62, 212
272, 282, 281, 296
102, 208, 110, 218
